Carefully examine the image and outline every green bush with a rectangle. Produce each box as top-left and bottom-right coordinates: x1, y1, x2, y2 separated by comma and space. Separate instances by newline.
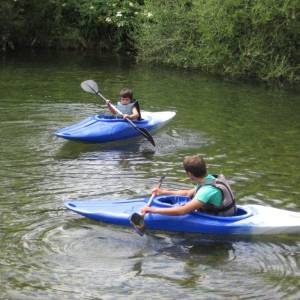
136, 0, 300, 84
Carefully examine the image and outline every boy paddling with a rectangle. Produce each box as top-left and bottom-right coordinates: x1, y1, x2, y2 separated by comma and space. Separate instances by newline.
141, 155, 236, 217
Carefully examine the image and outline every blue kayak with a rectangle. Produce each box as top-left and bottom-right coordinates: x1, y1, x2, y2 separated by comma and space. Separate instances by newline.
55, 111, 176, 143
64, 195, 300, 235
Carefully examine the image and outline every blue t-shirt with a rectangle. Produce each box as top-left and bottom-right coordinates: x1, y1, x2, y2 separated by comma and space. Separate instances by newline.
194, 175, 222, 207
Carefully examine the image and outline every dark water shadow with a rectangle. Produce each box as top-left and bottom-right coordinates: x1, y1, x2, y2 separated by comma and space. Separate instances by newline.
143, 233, 235, 262
55, 138, 156, 160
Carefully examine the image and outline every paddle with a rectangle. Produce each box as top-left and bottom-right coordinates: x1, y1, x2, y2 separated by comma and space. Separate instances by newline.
80, 80, 155, 147
130, 175, 165, 236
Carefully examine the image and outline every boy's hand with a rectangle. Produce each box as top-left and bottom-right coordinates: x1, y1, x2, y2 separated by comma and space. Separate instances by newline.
141, 205, 154, 215
151, 186, 163, 196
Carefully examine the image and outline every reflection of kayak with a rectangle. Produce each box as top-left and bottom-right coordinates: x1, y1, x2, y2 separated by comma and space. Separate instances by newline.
55, 111, 176, 143
65, 195, 300, 235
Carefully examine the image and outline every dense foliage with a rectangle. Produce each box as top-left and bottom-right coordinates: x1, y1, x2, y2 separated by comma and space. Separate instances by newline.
0, 0, 144, 53
136, 0, 300, 83
1, 0, 299, 84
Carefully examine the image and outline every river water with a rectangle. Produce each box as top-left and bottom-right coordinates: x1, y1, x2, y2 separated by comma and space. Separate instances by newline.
0, 51, 299, 299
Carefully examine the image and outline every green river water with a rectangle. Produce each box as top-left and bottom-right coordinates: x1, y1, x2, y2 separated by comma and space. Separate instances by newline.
0, 51, 299, 299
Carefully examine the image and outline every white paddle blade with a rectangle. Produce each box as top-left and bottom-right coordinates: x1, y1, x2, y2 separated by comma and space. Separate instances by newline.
80, 80, 99, 94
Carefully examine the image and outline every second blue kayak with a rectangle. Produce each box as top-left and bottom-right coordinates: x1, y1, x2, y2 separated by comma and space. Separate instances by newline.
64, 195, 300, 235
55, 111, 176, 143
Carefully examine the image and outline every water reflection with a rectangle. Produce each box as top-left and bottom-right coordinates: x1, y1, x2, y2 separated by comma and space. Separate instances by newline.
130, 235, 236, 287
54, 129, 210, 160
55, 139, 155, 160
126, 233, 300, 298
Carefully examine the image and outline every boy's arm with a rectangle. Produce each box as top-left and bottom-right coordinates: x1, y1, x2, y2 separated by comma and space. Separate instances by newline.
152, 187, 195, 198
107, 100, 117, 114
141, 198, 202, 216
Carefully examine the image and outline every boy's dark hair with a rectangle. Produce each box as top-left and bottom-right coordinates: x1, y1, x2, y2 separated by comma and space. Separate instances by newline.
120, 88, 133, 100
183, 155, 207, 178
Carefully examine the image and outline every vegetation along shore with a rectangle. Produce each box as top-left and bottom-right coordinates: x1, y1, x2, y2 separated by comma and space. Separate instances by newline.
1, 0, 299, 85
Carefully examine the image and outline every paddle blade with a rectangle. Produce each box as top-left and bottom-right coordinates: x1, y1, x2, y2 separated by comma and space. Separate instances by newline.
129, 213, 145, 236
81, 80, 99, 94
137, 127, 156, 147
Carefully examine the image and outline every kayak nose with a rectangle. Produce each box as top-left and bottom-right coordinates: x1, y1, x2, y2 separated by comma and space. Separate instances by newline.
55, 130, 72, 138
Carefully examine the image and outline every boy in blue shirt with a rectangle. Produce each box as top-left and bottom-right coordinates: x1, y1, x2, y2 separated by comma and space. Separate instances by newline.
141, 155, 236, 216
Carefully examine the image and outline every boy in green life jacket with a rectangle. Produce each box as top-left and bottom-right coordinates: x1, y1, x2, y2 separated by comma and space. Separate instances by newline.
107, 88, 141, 120
141, 155, 236, 217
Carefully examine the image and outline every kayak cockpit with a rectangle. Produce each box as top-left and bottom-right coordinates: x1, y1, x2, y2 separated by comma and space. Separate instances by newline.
153, 195, 253, 221
95, 114, 149, 124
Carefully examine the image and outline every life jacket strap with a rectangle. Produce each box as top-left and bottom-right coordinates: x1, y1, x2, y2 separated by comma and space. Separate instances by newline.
133, 100, 142, 120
